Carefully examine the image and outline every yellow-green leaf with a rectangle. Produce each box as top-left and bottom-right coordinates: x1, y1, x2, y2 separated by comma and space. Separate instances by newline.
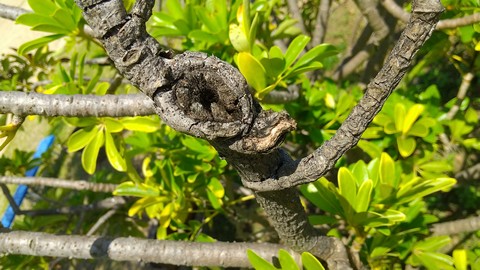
338, 167, 356, 207
105, 131, 127, 172
229, 23, 249, 52
278, 249, 300, 270
394, 103, 406, 132
81, 130, 105, 174
379, 152, 395, 186
121, 117, 159, 132
453, 249, 468, 270
403, 104, 424, 135
67, 126, 98, 153
237, 52, 267, 91
114, 181, 160, 197
355, 179, 373, 212
397, 136, 416, 158
302, 252, 326, 270
104, 118, 124, 133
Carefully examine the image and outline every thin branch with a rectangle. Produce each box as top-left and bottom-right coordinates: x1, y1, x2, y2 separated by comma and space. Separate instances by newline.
245, 1, 444, 192
86, 209, 117, 236
0, 176, 117, 193
445, 72, 474, 120
0, 184, 24, 215
431, 215, 480, 236
381, 0, 480, 29
287, 0, 307, 34
311, 0, 331, 46
0, 3, 28, 20
0, 230, 300, 268
0, 92, 155, 117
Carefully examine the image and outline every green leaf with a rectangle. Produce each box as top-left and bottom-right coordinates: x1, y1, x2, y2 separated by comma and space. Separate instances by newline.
415, 236, 451, 251
302, 252, 325, 270
285, 62, 323, 78
453, 249, 468, 270
403, 104, 424, 135
81, 129, 105, 174
28, 0, 57, 15
300, 179, 343, 215
357, 140, 382, 159
114, 181, 160, 197
206, 189, 223, 209
292, 43, 337, 69
247, 249, 277, 270
104, 118, 124, 133
407, 122, 429, 137
121, 117, 159, 132
67, 126, 98, 152
338, 167, 357, 208
352, 160, 369, 185
397, 136, 416, 158
229, 23, 250, 52
105, 131, 127, 172
394, 103, 406, 132
16, 13, 59, 28
208, 177, 225, 198
52, 8, 77, 32
237, 52, 267, 91
17, 34, 65, 55
284, 35, 310, 69
379, 152, 395, 186
278, 249, 299, 270
308, 215, 338, 225
260, 57, 285, 79
355, 179, 373, 212
397, 178, 456, 205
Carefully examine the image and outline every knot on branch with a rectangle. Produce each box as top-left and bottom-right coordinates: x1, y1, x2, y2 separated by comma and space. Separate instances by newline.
151, 52, 296, 154
152, 52, 255, 140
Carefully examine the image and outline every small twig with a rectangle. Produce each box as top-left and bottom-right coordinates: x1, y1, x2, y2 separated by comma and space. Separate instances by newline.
0, 184, 24, 215
0, 176, 117, 193
381, 0, 480, 30
86, 209, 117, 236
312, 0, 331, 46
286, 0, 307, 34
444, 72, 474, 120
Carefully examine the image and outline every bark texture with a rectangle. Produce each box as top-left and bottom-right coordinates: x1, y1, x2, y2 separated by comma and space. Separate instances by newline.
0, 231, 299, 267
64, 0, 443, 268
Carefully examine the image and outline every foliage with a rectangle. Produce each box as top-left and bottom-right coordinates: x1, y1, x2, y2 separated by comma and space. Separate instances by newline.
247, 249, 325, 270
0, 0, 480, 269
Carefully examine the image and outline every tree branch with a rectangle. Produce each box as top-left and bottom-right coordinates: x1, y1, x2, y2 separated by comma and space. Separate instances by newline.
0, 230, 299, 267
0, 176, 117, 193
431, 215, 480, 236
244, 0, 444, 192
0, 3, 28, 20
311, 0, 331, 46
0, 92, 154, 117
381, 0, 480, 29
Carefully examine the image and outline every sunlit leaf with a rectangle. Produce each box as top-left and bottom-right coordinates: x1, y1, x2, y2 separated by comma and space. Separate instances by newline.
397, 136, 416, 158
278, 249, 299, 270
355, 179, 373, 212
81, 129, 105, 174
121, 117, 159, 132
105, 131, 127, 171
237, 52, 267, 91
403, 104, 424, 135
302, 252, 326, 270
67, 126, 98, 152
247, 250, 277, 270
284, 35, 310, 69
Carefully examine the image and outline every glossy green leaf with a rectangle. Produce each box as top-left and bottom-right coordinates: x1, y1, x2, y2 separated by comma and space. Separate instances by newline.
260, 57, 285, 78
397, 136, 416, 158
397, 178, 456, 204
237, 52, 267, 91
67, 126, 98, 152
52, 8, 77, 32
208, 177, 225, 198
104, 118, 124, 133
403, 104, 424, 135
114, 181, 160, 197
230, 24, 249, 52
302, 252, 326, 270
357, 140, 382, 159
121, 117, 159, 132
285, 62, 323, 78
355, 179, 373, 212
284, 35, 310, 69
28, 0, 57, 15
352, 160, 369, 185
338, 167, 357, 207
300, 179, 343, 215
272, 19, 298, 38
415, 236, 451, 252
81, 129, 105, 174
407, 122, 429, 137
379, 152, 395, 186
159, 202, 173, 228
248, 13, 259, 50
17, 34, 65, 55
247, 250, 277, 270
105, 131, 127, 172
278, 249, 299, 270
206, 189, 223, 209
293, 43, 337, 69
394, 103, 406, 132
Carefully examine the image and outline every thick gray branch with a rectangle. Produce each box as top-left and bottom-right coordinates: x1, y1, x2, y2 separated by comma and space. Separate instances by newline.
0, 230, 298, 267
0, 91, 154, 117
0, 176, 116, 193
245, 0, 444, 192
431, 215, 480, 236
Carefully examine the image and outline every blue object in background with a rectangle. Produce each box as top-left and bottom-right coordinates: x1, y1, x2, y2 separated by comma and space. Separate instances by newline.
1, 135, 55, 228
